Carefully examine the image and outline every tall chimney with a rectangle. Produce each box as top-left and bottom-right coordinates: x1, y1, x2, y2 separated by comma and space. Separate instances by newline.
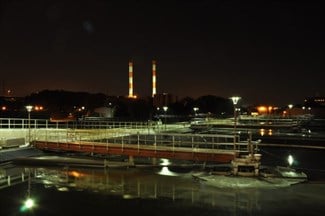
152, 60, 157, 97
128, 61, 134, 98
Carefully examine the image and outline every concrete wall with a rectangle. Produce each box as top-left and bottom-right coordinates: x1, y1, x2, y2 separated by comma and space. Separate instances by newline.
0, 129, 28, 148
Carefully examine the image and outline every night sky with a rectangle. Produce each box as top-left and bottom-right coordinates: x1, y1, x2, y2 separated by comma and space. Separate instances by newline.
0, 0, 324, 106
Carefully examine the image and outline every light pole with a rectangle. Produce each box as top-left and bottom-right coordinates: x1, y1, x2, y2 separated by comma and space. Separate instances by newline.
25, 105, 33, 146
230, 96, 241, 151
193, 107, 199, 117
163, 106, 168, 130
288, 104, 293, 117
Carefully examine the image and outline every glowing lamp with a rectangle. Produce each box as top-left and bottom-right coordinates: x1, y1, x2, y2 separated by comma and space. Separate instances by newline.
288, 154, 294, 166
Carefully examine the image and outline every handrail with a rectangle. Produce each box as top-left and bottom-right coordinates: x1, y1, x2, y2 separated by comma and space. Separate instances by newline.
0, 118, 165, 130
33, 128, 245, 153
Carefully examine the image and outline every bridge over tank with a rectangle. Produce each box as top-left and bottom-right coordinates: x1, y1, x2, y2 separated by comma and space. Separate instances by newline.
1, 117, 249, 163
32, 129, 249, 163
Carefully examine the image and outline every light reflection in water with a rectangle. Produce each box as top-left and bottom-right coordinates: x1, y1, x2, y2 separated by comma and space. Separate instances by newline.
160, 158, 171, 166
157, 158, 180, 176
259, 129, 273, 136
157, 166, 180, 176
260, 129, 265, 136
1, 164, 324, 215
27, 166, 263, 209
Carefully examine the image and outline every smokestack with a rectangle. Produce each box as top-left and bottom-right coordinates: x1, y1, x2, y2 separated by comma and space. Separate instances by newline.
152, 60, 157, 97
128, 61, 134, 98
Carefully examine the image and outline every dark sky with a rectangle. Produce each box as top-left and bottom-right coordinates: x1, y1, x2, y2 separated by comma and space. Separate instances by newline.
0, 0, 324, 106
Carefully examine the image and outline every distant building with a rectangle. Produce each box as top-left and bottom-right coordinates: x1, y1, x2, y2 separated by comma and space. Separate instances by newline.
93, 107, 115, 118
153, 93, 177, 108
0, 96, 24, 113
280, 97, 325, 118
304, 97, 325, 106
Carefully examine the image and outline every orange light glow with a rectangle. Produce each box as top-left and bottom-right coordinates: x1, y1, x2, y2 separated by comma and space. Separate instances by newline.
68, 171, 84, 178
128, 95, 137, 99
34, 105, 44, 111
257, 106, 267, 113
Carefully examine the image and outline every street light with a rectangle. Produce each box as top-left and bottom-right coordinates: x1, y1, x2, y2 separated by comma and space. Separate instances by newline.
230, 96, 241, 151
25, 105, 33, 145
193, 107, 199, 116
163, 106, 168, 130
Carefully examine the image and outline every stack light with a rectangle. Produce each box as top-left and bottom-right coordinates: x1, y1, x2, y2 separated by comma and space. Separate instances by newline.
152, 60, 157, 97
128, 61, 134, 98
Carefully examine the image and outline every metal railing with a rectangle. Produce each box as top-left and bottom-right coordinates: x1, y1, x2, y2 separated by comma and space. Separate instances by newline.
1, 117, 248, 153
34, 129, 247, 153
0, 118, 71, 129
0, 118, 168, 130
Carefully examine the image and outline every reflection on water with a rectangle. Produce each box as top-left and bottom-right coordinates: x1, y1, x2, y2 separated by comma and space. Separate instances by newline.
1, 163, 325, 216
259, 128, 273, 136
157, 159, 181, 176
157, 166, 181, 176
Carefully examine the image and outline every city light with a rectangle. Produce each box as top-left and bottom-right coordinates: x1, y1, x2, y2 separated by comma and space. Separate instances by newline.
163, 106, 168, 130
193, 107, 199, 116
24, 198, 35, 209
288, 155, 294, 166
20, 198, 35, 212
230, 96, 241, 105
34, 105, 44, 111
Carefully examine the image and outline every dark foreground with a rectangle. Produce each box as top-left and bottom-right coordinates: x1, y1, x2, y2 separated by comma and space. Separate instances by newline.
0, 143, 325, 216
0, 163, 325, 216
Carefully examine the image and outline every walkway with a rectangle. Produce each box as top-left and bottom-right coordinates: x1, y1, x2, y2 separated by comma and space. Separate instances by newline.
32, 131, 248, 163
